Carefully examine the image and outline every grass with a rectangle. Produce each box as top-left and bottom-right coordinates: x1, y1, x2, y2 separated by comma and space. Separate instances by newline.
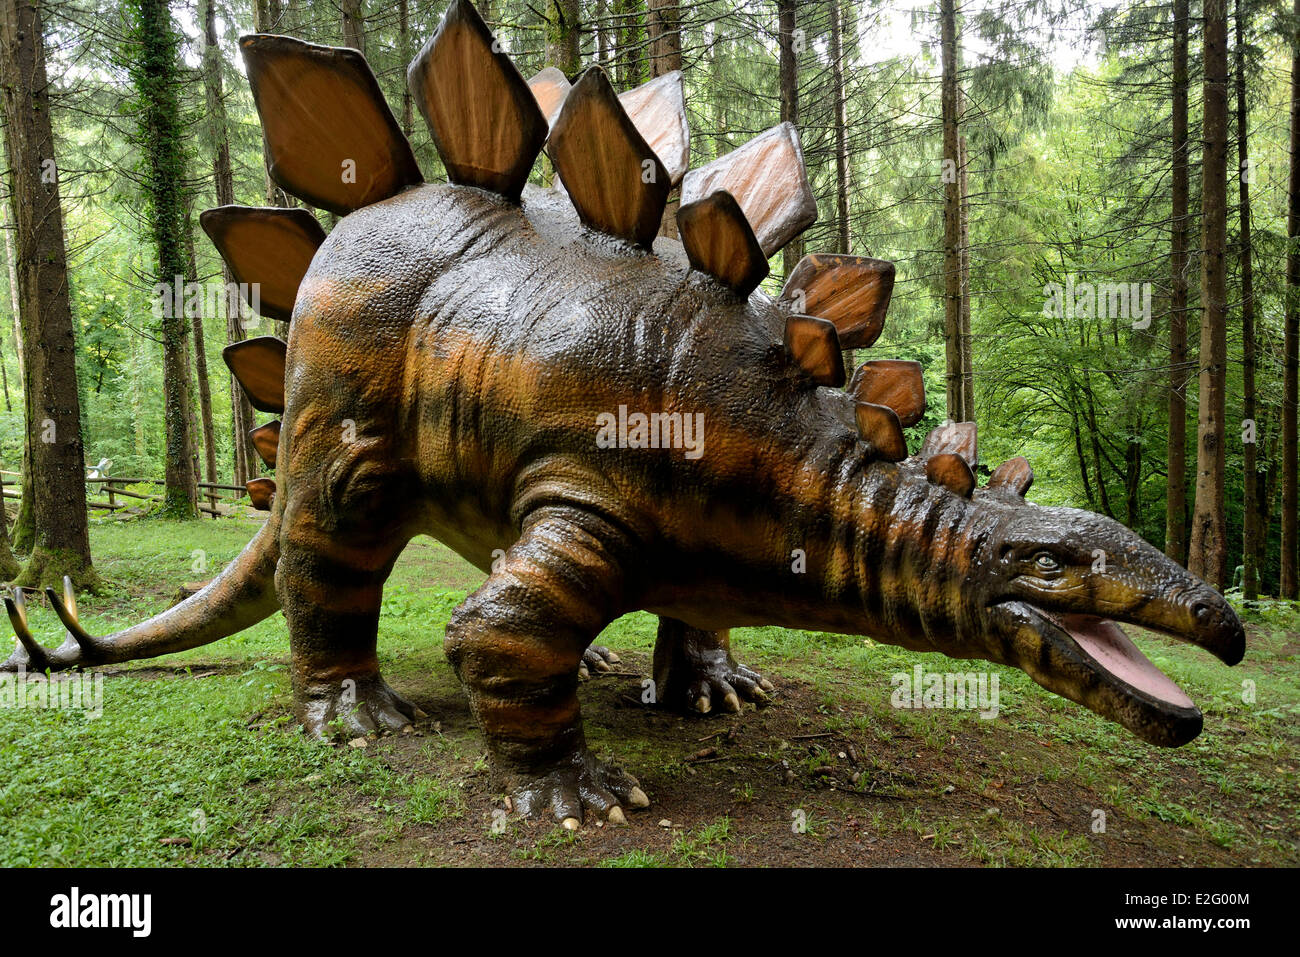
1, 514, 1298, 867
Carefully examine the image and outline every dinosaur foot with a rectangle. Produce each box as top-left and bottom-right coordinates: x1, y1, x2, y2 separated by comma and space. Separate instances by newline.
578, 644, 620, 678
298, 673, 425, 741
509, 747, 649, 829
665, 650, 774, 715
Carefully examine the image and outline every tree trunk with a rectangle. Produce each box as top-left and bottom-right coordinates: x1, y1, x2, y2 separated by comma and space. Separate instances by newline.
399, 0, 413, 138
829, 0, 850, 254
1, 195, 22, 396
184, 203, 218, 514
130, 0, 198, 519
596, 0, 610, 67
201, 0, 258, 487
1188, 0, 1229, 589
1166, 0, 1190, 565
546, 0, 581, 76
1237, 0, 1259, 599
0, 489, 16, 580
958, 100, 975, 421
254, 1, 292, 210
342, 0, 365, 54
1283, 0, 1300, 597
647, 0, 681, 75
777, 0, 802, 278
940, 0, 964, 420
0, 0, 99, 589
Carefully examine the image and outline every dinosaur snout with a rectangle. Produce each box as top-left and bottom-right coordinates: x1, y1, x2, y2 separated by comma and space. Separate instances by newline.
1186, 589, 1245, 666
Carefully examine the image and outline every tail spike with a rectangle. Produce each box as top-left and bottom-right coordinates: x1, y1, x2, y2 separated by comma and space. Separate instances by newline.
987, 456, 1033, 496
241, 35, 421, 215
677, 191, 768, 296
200, 206, 325, 324
549, 67, 671, 249
5, 589, 48, 670
680, 122, 815, 257
784, 314, 846, 388
926, 451, 976, 498
223, 337, 288, 415
409, 0, 548, 201
47, 579, 97, 655
780, 254, 895, 349
854, 402, 908, 462
847, 360, 926, 427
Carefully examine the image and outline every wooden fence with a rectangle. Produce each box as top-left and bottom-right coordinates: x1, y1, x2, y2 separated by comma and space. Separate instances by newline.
0, 469, 252, 518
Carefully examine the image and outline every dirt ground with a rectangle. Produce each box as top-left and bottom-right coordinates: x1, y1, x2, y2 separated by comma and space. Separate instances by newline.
309, 645, 1294, 868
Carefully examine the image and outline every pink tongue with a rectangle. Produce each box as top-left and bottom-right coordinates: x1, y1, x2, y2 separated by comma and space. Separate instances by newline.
1063, 616, 1194, 709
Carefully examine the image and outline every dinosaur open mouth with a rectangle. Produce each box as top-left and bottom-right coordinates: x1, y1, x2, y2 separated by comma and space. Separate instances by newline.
1051, 613, 1194, 709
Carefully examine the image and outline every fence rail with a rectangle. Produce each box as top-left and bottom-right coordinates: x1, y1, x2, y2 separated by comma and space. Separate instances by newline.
0, 469, 254, 518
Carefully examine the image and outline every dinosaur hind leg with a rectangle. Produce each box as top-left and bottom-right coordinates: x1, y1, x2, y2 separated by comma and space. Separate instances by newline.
444, 506, 648, 827
652, 617, 773, 714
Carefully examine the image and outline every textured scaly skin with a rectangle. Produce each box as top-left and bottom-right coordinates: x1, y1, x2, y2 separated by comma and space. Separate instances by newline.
4, 180, 1246, 823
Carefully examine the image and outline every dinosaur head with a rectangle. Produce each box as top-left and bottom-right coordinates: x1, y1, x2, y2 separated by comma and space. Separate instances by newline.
961, 494, 1245, 747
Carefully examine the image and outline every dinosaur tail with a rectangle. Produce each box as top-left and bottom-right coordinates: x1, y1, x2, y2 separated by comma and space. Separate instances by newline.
4, 502, 282, 672
95, 501, 283, 664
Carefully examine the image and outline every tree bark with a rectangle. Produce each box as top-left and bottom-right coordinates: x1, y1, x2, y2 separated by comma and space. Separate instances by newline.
1188, 0, 1229, 589
546, 0, 581, 76
201, 0, 258, 486
1, 195, 22, 395
1283, 0, 1300, 597
959, 96, 975, 421
1166, 0, 1190, 565
342, 0, 365, 54
829, 0, 852, 373
777, 0, 802, 278
399, 0, 413, 138
253, 1, 291, 210
647, 0, 681, 75
130, 0, 198, 519
1236, 0, 1259, 598
184, 203, 218, 514
940, 0, 964, 421
0, 0, 99, 589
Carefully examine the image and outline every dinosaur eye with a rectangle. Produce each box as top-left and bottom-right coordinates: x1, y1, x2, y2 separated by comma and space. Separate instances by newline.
1034, 552, 1061, 572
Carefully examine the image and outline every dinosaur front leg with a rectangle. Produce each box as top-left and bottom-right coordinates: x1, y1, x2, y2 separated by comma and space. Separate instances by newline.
277, 519, 420, 739
652, 617, 773, 714
445, 508, 648, 827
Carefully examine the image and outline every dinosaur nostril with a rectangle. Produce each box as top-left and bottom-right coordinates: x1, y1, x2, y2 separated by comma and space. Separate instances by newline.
1192, 601, 1213, 624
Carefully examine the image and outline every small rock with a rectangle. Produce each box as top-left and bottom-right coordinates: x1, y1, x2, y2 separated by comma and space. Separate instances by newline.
400, 724, 415, 735
348, 737, 368, 749
303, 773, 323, 783
943, 784, 955, 794
658, 819, 673, 828
159, 837, 191, 847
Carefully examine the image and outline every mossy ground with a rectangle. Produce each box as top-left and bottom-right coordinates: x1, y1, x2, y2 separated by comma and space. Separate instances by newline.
1, 514, 1296, 867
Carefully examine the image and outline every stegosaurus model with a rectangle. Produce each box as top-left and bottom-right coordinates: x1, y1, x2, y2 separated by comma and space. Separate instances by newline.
5, 0, 1244, 826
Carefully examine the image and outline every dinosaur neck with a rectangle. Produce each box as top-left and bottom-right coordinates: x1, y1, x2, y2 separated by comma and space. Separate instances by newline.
763, 450, 988, 647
